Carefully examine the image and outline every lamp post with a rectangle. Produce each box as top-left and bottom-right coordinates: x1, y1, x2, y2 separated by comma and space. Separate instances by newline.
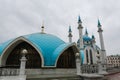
19, 49, 27, 75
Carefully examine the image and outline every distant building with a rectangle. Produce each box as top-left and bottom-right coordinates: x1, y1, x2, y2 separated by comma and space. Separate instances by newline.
107, 55, 120, 68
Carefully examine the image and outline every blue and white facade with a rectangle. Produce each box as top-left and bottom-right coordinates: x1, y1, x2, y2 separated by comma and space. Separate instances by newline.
77, 28, 102, 65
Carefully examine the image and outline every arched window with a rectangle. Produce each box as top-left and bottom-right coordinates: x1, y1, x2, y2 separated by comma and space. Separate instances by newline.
6, 42, 42, 68
86, 50, 89, 64
57, 47, 76, 68
90, 49, 93, 64
97, 50, 99, 54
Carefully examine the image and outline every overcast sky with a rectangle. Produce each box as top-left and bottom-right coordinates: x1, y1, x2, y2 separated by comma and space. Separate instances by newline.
0, 0, 120, 55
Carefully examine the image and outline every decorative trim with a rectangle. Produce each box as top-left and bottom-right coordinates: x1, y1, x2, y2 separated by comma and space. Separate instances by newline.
54, 43, 79, 67
0, 36, 44, 67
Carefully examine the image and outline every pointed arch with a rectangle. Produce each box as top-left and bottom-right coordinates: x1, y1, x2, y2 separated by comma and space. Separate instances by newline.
0, 36, 44, 67
54, 43, 79, 68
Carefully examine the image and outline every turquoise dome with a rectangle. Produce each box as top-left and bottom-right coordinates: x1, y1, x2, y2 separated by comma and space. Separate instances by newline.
77, 35, 92, 44
0, 33, 77, 67
83, 35, 92, 41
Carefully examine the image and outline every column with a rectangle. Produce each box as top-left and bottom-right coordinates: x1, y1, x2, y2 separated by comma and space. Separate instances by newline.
19, 49, 27, 75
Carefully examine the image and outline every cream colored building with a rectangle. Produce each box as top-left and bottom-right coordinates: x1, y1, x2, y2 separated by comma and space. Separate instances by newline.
107, 55, 120, 68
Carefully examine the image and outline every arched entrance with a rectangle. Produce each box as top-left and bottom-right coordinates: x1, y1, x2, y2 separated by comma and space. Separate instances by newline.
5, 42, 42, 68
56, 47, 76, 68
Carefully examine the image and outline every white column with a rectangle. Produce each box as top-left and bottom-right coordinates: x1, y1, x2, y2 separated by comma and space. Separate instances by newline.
19, 56, 27, 75
19, 49, 28, 75
76, 53, 81, 75
97, 60, 103, 74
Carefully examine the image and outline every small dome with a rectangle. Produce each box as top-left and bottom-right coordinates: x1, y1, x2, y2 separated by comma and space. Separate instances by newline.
77, 35, 92, 44
83, 35, 92, 41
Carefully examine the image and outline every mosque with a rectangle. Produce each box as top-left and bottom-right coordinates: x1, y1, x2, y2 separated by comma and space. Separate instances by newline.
0, 16, 107, 80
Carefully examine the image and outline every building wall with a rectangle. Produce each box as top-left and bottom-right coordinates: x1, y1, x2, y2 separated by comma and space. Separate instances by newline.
107, 55, 120, 68
83, 46, 101, 65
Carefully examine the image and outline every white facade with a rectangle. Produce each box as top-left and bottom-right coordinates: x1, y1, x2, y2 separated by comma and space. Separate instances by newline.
77, 28, 102, 65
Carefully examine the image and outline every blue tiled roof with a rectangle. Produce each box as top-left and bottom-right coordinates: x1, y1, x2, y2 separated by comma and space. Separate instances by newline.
77, 35, 92, 44
0, 39, 13, 55
0, 33, 77, 67
83, 35, 92, 41
24, 33, 66, 66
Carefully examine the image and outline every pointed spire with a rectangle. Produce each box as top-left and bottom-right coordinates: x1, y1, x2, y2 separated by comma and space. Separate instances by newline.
78, 16, 82, 23
98, 19, 101, 27
69, 25, 72, 32
41, 21, 44, 33
68, 25, 72, 43
92, 34, 95, 39
85, 28, 88, 36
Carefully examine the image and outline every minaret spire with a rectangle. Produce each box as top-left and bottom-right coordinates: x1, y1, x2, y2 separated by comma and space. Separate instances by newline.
68, 25, 72, 43
98, 19, 101, 27
85, 28, 88, 36
78, 16, 82, 23
41, 21, 45, 33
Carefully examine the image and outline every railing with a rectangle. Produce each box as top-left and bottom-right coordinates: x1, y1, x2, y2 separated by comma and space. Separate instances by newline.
0, 68, 19, 76
0, 65, 99, 76
81, 64, 98, 73
0, 68, 76, 76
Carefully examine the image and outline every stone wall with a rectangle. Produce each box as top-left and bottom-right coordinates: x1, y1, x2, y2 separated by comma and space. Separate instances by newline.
0, 68, 76, 76
0, 75, 26, 80
26, 69, 76, 75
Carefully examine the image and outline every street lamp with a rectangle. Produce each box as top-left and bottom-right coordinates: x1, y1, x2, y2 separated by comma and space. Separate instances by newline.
21, 49, 28, 57
19, 49, 28, 75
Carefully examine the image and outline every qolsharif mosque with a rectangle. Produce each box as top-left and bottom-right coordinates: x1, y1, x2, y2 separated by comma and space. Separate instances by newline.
0, 16, 107, 80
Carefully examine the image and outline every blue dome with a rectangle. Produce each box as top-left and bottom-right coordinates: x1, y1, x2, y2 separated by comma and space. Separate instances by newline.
83, 35, 92, 41
24, 33, 66, 66
77, 35, 92, 44
0, 33, 77, 67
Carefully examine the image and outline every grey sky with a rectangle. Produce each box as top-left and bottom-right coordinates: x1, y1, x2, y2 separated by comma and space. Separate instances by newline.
0, 0, 120, 55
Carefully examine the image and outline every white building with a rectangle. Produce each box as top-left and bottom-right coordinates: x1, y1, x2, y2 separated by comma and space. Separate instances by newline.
69, 17, 106, 66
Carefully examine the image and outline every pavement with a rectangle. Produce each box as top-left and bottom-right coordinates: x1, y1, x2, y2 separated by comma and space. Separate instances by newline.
106, 72, 120, 80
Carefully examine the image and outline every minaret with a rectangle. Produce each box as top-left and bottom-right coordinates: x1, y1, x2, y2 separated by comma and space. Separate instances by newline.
68, 26, 73, 43
97, 19, 106, 64
78, 16, 84, 50
76, 16, 83, 75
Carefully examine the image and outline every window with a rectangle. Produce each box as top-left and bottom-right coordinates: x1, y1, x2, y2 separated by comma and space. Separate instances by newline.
90, 49, 93, 64
97, 50, 99, 54
86, 50, 89, 64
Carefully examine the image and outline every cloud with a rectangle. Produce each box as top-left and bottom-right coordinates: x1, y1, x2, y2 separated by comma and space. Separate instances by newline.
0, 0, 120, 55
